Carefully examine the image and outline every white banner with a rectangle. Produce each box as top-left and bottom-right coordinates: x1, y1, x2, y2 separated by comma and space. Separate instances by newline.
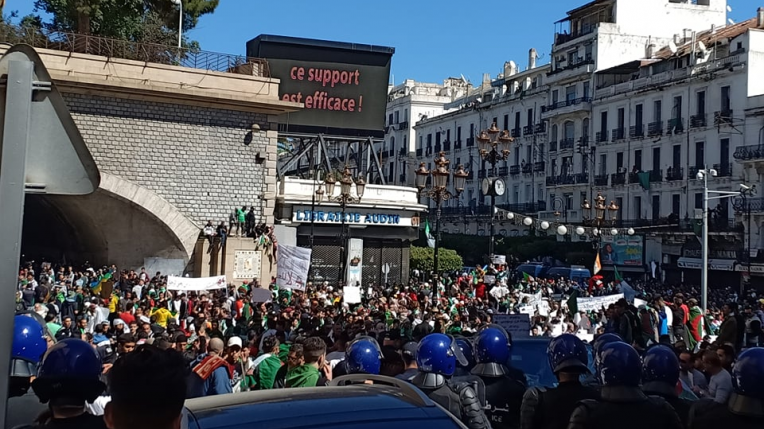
250, 288, 273, 303
276, 244, 312, 290
576, 293, 624, 312
493, 314, 530, 338
167, 275, 227, 291
634, 298, 648, 308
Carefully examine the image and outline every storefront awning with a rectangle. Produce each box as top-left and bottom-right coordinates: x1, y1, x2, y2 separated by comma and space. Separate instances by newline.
677, 257, 735, 271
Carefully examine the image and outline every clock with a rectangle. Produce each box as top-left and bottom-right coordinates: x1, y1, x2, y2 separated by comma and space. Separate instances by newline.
493, 178, 506, 196
481, 178, 492, 196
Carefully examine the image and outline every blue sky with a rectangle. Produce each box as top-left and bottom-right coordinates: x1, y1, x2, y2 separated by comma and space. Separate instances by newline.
9, 0, 762, 85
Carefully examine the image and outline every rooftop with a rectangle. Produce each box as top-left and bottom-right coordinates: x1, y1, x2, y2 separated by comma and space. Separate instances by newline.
654, 17, 759, 59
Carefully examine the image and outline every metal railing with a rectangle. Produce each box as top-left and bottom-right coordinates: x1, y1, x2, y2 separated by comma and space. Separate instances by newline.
648, 121, 663, 137
629, 125, 644, 139
594, 174, 608, 186
510, 165, 520, 175
666, 167, 683, 181
733, 145, 764, 161
559, 138, 575, 150
0, 23, 270, 77
690, 114, 706, 128
533, 161, 545, 173
611, 172, 626, 186
611, 127, 625, 141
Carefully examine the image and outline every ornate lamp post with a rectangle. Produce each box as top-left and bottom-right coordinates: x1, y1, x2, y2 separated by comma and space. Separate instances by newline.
476, 122, 513, 259
581, 192, 619, 249
316, 165, 365, 284
416, 152, 468, 278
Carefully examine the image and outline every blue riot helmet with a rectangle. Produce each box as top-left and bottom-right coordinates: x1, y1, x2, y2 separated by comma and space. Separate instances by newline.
642, 344, 680, 393
474, 325, 511, 364
598, 342, 641, 387
731, 347, 764, 400
345, 336, 383, 375
455, 337, 476, 370
593, 333, 622, 358
12, 314, 48, 378
547, 333, 590, 374
32, 338, 105, 405
417, 333, 469, 377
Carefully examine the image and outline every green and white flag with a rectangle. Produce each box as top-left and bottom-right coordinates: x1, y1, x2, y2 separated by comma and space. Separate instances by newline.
425, 218, 435, 248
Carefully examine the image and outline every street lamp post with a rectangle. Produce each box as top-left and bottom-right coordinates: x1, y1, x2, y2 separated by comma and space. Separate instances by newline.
171, 0, 183, 49
697, 168, 752, 312
476, 122, 513, 259
733, 186, 757, 293
581, 192, 619, 249
317, 165, 365, 285
416, 153, 468, 279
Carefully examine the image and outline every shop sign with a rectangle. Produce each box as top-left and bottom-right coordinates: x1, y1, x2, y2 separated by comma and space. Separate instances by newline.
292, 207, 414, 226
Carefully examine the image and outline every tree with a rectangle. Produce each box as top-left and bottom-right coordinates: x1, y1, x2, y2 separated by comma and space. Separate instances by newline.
28, 0, 218, 45
410, 246, 463, 274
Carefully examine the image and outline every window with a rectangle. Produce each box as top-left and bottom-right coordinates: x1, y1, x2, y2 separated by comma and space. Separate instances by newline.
419, 136, 423, 149
435, 133, 441, 146
583, 81, 590, 99
394, 111, 400, 124
634, 196, 642, 219
721, 86, 731, 112
493, 117, 498, 128
552, 90, 559, 105
672, 194, 681, 216
653, 100, 662, 122
696, 91, 705, 115
551, 124, 558, 142
695, 141, 705, 167
672, 96, 682, 119
652, 195, 660, 220
564, 121, 575, 140
568, 50, 577, 65
585, 43, 593, 61
695, 193, 703, 209
388, 113, 394, 125
514, 112, 521, 130
403, 109, 408, 122
503, 114, 509, 131
566, 85, 576, 102
616, 152, 624, 170
582, 118, 590, 140
457, 126, 462, 141
526, 145, 532, 162
446, 129, 451, 143
427, 134, 432, 147
527, 109, 534, 126
390, 136, 395, 152
634, 149, 642, 171
652, 147, 661, 171
470, 123, 475, 138
600, 111, 608, 134
514, 148, 520, 164
599, 154, 607, 175
617, 108, 625, 130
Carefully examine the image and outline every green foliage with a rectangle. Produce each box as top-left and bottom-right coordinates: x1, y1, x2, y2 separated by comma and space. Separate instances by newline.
25, 0, 218, 45
410, 246, 463, 274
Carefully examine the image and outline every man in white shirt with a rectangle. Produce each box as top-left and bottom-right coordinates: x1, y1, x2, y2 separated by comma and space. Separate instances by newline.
678, 350, 708, 391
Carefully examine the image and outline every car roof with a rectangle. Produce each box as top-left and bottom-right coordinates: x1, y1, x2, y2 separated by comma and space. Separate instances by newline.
185, 382, 462, 429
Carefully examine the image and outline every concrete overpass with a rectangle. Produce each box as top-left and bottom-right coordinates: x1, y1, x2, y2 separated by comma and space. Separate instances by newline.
0, 42, 300, 278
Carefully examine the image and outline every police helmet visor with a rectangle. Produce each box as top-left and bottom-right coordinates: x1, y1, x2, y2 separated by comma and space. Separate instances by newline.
447, 335, 469, 367
346, 336, 383, 358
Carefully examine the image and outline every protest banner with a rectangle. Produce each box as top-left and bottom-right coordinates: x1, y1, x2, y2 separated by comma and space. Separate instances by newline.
493, 314, 531, 338
343, 286, 362, 304
634, 297, 648, 308
250, 288, 273, 303
276, 244, 312, 290
167, 275, 227, 291
576, 293, 624, 312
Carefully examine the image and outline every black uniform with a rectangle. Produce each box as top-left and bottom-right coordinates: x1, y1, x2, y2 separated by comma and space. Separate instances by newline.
688, 396, 764, 429
567, 387, 683, 429
7, 388, 46, 429
15, 412, 107, 429
643, 386, 692, 428
520, 381, 599, 429
412, 373, 490, 429
472, 363, 527, 429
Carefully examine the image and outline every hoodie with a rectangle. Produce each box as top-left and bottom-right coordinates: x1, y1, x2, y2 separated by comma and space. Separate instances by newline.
285, 364, 320, 388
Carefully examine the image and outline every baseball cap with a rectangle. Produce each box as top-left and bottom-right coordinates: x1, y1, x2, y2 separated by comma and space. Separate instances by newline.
227, 336, 243, 349
402, 341, 418, 359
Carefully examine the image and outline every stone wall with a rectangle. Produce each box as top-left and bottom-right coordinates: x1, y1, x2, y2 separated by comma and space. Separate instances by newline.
63, 93, 277, 227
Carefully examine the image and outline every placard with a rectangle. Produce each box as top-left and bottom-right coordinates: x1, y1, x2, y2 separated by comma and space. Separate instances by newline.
276, 244, 312, 290
576, 293, 624, 312
492, 255, 507, 265
167, 275, 227, 291
233, 250, 262, 279
343, 286, 362, 304
250, 288, 273, 303
493, 314, 531, 338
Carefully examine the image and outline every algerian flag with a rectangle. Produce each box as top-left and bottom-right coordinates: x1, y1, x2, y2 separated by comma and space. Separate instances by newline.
566, 289, 579, 313
522, 272, 534, 282
425, 218, 435, 248
614, 265, 623, 282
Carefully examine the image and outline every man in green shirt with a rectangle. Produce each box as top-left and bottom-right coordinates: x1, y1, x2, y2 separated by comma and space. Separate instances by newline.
286, 337, 328, 388
236, 206, 246, 237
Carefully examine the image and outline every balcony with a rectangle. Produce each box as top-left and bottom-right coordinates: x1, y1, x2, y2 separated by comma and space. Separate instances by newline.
498, 166, 508, 176
510, 165, 520, 175
629, 125, 645, 139
523, 125, 534, 136
594, 174, 608, 186
714, 163, 733, 177
739, 198, 764, 213
649, 169, 663, 183
559, 138, 575, 150
466, 137, 475, 147
478, 169, 487, 179
549, 141, 558, 152
611, 172, 626, 186
547, 56, 596, 76
511, 129, 521, 138
443, 141, 451, 151
667, 118, 684, 134
665, 167, 683, 181
398, 121, 409, 129
688, 166, 703, 178
533, 161, 546, 173
554, 24, 598, 45
629, 172, 640, 184
648, 121, 663, 137
541, 97, 592, 116
611, 128, 625, 142
416, 148, 423, 157
434, 143, 442, 153
733, 145, 764, 162
501, 202, 548, 214
595, 131, 608, 143
714, 110, 734, 126
522, 163, 533, 174
534, 123, 547, 134
575, 173, 589, 184
690, 114, 707, 128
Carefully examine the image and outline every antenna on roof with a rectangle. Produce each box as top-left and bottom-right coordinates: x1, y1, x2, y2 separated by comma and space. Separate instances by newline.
669, 40, 678, 54
728, 18, 735, 25
727, 5, 732, 13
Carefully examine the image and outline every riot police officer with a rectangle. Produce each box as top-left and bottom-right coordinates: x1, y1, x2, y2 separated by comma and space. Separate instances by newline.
8, 314, 50, 428
688, 347, 764, 429
333, 336, 383, 378
520, 334, 599, 429
582, 333, 622, 387
453, 337, 476, 377
412, 333, 490, 429
25, 338, 107, 429
642, 344, 692, 427
471, 325, 526, 429
567, 341, 682, 429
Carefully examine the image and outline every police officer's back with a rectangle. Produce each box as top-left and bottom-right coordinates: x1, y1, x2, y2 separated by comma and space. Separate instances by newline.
452, 337, 487, 406
412, 333, 490, 429
471, 326, 526, 429
24, 339, 107, 429
688, 347, 764, 429
567, 341, 682, 429
521, 334, 598, 429
642, 344, 692, 427
8, 314, 50, 429
581, 333, 622, 388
